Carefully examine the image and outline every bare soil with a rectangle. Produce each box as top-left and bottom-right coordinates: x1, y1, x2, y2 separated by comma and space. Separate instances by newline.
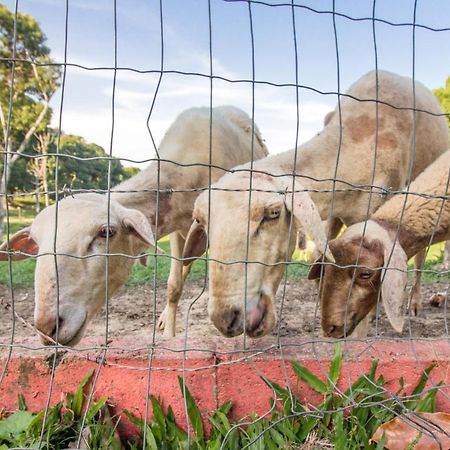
0, 278, 448, 344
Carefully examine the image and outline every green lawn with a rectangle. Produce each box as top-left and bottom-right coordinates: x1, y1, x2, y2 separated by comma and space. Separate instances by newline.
0, 201, 446, 288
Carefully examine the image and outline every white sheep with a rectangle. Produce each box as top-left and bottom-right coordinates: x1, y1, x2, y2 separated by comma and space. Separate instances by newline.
0, 106, 268, 345
183, 70, 449, 338
309, 150, 450, 338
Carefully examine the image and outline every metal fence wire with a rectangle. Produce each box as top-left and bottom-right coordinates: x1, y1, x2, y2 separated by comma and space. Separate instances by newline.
0, 0, 449, 449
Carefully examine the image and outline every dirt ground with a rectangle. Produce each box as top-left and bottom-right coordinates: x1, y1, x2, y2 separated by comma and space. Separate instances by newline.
0, 277, 448, 344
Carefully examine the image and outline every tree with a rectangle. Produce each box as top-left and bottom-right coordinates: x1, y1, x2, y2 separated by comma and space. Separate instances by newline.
27, 131, 51, 211
433, 76, 450, 128
47, 134, 132, 193
7, 132, 138, 199
0, 4, 60, 236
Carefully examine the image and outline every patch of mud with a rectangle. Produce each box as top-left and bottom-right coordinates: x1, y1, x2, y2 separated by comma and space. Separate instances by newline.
0, 278, 448, 345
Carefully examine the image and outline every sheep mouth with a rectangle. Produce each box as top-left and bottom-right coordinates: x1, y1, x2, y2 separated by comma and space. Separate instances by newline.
62, 319, 88, 346
40, 315, 88, 347
246, 293, 276, 338
322, 311, 360, 338
246, 307, 267, 338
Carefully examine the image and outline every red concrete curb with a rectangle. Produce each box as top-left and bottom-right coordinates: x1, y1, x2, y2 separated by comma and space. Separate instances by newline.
1, 337, 449, 439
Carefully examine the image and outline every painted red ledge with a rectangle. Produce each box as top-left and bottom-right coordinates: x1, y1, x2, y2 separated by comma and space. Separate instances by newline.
0, 337, 449, 439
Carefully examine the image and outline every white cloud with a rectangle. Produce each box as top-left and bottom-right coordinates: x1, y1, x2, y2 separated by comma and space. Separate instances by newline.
51, 52, 335, 166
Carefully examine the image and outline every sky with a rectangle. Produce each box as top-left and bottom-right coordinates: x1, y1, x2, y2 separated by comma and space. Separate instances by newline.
4, 0, 450, 167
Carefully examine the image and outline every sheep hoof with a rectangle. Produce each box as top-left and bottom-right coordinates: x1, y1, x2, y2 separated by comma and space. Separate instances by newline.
367, 309, 377, 323
407, 302, 421, 317
157, 308, 167, 331
407, 292, 422, 317
430, 293, 447, 308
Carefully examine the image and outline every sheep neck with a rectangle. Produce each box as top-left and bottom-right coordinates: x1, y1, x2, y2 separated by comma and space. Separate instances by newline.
254, 128, 340, 219
112, 160, 197, 238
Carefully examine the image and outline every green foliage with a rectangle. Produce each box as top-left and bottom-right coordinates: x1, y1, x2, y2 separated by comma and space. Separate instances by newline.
434, 76, 450, 128
7, 133, 137, 195
0, 370, 121, 450
47, 134, 132, 193
126, 239, 207, 287
178, 376, 205, 446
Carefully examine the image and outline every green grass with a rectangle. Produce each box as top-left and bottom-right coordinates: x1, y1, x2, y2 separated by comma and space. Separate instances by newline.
0, 370, 121, 450
0, 202, 447, 288
0, 344, 442, 449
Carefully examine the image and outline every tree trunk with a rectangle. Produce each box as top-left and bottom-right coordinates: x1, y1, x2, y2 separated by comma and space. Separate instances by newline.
0, 155, 15, 241
43, 159, 49, 207
34, 174, 40, 214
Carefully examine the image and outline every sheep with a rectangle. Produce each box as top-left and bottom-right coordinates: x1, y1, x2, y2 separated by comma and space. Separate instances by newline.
0, 106, 268, 345
182, 70, 449, 338
309, 150, 450, 338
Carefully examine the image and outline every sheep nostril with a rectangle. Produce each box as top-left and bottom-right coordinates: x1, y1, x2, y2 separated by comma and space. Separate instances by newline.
324, 325, 337, 336
227, 310, 240, 334
50, 317, 64, 338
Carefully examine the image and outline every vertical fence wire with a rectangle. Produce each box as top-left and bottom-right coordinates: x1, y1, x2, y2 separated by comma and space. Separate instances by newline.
36, 0, 68, 446
0, 0, 19, 388
141, 0, 166, 447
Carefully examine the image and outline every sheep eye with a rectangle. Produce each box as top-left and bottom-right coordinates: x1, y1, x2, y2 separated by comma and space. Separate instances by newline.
263, 208, 281, 222
98, 226, 116, 239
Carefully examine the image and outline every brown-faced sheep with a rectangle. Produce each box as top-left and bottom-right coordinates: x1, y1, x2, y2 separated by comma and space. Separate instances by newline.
309, 150, 450, 338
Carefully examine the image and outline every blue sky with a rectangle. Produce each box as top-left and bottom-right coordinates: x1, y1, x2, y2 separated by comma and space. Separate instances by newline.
5, 0, 450, 166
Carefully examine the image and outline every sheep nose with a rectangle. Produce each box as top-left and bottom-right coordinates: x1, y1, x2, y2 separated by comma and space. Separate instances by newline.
323, 323, 344, 338
211, 308, 243, 337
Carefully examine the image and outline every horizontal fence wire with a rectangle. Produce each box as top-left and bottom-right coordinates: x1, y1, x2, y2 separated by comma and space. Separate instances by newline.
0, 0, 449, 449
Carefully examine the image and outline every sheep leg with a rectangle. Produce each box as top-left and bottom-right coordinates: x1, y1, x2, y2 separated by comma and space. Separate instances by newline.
427, 242, 450, 308
157, 231, 188, 337
407, 249, 425, 316
442, 241, 450, 269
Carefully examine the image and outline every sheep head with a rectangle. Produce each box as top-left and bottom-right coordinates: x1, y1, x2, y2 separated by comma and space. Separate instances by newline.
0, 193, 159, 346
183, 171, 333, 338
309, 220, 408, 338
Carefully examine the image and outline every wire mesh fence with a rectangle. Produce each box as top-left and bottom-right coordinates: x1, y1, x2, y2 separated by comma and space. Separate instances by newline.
0, 0, 449, 448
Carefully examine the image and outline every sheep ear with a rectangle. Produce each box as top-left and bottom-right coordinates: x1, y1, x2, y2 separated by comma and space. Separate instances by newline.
183, 220, 207, 266
381, 238, 408, 333
297, 231, 307, 250
0, 226, 38, 261
284, 184, 335, 263
122, 209, 163, 253
307, 255, 329, 280
323, 110, 335, 126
